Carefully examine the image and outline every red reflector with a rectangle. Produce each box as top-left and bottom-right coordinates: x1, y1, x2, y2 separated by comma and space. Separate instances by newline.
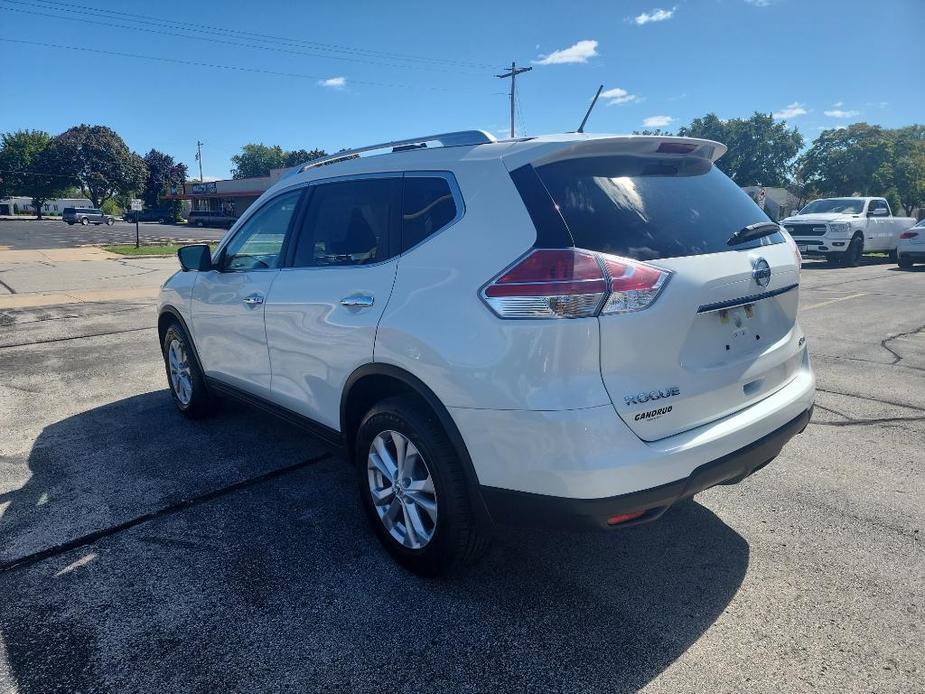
606, 510, 646, 526
484, 249, 606, 298
900, 231, 919, 239
656, 142, 697, 154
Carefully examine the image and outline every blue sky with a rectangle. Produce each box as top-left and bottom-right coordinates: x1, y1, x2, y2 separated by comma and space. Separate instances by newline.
1, 0, 921, 179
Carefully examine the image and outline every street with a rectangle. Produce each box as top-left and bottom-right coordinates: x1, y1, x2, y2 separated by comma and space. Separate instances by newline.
0, 218, 226, 251
0, 222, 922, 693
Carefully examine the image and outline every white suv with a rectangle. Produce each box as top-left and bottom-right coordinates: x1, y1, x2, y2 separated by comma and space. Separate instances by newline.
158, 131, 815, 574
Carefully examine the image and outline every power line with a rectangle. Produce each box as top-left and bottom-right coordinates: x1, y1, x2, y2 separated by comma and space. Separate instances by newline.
0, 3, 489, 76
1, 0, 496, 72
0, 38, 468, 92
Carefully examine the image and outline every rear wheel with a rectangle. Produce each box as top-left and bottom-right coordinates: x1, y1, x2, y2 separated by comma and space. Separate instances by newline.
80, 217, 89, 225
106, 217, 114, 226
356, 396, 490, 575
162, 322, 212, 418
898, 254, 913, 270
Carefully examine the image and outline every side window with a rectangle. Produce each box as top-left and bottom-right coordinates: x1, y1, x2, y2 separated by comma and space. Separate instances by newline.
221, 189, 301, 271
401, 175, 458, 252
292, 178, 397, 267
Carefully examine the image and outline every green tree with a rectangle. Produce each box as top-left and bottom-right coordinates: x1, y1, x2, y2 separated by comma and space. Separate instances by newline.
283, 148, 327, 168
890, 126, 925, 216
797, 123, 893, 197
40, 125, 146, 208
230, 143, 286, 179
0, 129, 66, 220
678, 112, 803, 186
142, 149, 187, 219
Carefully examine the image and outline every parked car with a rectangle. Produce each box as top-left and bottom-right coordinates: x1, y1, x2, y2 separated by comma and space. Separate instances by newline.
897, 218, 925, 269
62, 207, 115, 226
158, 130, 815, 575
781, 197, 915, 266
187, 210, 237, 228
124, 208, 175, 223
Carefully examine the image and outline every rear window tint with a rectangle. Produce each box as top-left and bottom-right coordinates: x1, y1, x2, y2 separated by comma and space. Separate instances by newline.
531, 156, 782, 260
401, 176, 457, 251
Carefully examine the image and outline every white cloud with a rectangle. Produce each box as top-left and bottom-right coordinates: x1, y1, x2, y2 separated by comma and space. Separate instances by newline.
533, 39, 599, 65
601, 87, 641, 105
772, 102, 808, 119
643, 115, 674, 128
629, 7, 676, 25
832, 101, 844, 107
823, 109, 860, 118
318, 76, 346, 89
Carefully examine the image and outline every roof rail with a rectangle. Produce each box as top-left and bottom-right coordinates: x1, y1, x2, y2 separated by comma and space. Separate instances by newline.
296, 130, 497, 172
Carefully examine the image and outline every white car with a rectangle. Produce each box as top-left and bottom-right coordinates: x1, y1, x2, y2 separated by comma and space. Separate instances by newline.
157, 130, 815, 574
897, 218, 925, 269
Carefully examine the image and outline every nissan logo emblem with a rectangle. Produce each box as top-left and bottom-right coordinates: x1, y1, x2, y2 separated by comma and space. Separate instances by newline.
752, 258, 771, 288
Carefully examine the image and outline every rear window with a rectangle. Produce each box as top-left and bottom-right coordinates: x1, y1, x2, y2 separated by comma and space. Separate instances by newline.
531, 155, 782, 260
63, 208, 75, 214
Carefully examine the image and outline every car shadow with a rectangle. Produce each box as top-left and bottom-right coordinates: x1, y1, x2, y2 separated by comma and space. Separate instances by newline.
0, 392, 749, 693
800, 256, 895, 271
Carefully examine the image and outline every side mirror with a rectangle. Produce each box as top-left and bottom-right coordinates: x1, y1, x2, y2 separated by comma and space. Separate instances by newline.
177, 244, 213, 271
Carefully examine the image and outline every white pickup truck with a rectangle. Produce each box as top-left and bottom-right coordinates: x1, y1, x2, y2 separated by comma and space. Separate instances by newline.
781, 197, 916, 266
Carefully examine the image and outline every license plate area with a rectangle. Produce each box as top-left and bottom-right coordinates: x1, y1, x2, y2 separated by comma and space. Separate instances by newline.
719, 305, 757, 354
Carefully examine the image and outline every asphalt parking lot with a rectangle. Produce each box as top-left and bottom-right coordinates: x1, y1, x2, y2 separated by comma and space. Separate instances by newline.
0, 221, 922, 692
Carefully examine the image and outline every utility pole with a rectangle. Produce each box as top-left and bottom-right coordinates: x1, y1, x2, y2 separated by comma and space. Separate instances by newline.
195, 140, 204, 182
496, 62, 532, 138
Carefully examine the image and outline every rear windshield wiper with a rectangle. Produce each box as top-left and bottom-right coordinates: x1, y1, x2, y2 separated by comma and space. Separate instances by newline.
727, 222, 781, 247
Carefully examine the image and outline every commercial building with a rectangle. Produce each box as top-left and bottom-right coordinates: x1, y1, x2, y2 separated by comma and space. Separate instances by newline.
164, 167, 294, 220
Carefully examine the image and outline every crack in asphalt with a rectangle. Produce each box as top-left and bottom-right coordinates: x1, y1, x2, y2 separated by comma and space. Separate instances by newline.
880, 324, 925, 367
0, 325, 154, 349
813, 404, 925, 429
0, 304, 147, 326
815, 387, 925, 413
0, 452, 334, 574
812, 352, 925, 373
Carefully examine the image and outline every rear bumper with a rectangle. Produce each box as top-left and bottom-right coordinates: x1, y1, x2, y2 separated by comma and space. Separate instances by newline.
482, 406, 812, 529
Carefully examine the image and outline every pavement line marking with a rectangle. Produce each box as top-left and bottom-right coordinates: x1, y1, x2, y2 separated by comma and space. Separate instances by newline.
0, 452, 334, 574
801, 292, 867, 311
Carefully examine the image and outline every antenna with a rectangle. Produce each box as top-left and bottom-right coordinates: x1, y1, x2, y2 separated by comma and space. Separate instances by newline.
576, 85, 604, 134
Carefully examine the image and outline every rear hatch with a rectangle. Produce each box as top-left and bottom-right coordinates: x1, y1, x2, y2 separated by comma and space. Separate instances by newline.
525, 142, 802, 441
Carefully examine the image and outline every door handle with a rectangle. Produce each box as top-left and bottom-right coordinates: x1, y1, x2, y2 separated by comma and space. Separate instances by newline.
242, 293, 264, 306
340, 293, 374, 308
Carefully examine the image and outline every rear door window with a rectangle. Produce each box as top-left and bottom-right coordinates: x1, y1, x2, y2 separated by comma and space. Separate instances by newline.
291, 177, 399, 267
401, 175, 458, 251
530, 156, 782, 260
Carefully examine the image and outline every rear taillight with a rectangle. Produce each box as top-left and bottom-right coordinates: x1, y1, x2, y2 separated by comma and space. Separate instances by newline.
900, 231, 919, 239
482, 248, 670, 319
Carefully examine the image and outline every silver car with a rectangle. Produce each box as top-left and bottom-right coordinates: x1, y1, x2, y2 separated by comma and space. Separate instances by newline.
62, 207, 115, 226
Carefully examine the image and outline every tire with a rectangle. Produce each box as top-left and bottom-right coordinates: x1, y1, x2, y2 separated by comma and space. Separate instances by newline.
843, 235, 863, 267
80, 217, 89, 225
898, 254, 913, 270
161, 322, 212, 419
196, 220, 204, 228
825, 252, 839, 265
106, 217, 114, 226
355, 395, 490, 575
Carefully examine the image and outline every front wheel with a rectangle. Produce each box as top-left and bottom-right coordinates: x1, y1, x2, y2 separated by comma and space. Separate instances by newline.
898, 254, 914, 270
843, 235, 863, 267
356, 396, 490, 575
106, 217, 114, 226
162, 322, 212, 418
80, 217, 89, 226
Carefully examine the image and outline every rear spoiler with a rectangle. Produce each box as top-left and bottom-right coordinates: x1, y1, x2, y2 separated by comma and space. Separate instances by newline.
501, 135, 727, 171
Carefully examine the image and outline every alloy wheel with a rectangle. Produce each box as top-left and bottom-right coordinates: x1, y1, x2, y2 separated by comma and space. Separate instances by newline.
367, 430, 438, 549
167, 338, 193, 405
